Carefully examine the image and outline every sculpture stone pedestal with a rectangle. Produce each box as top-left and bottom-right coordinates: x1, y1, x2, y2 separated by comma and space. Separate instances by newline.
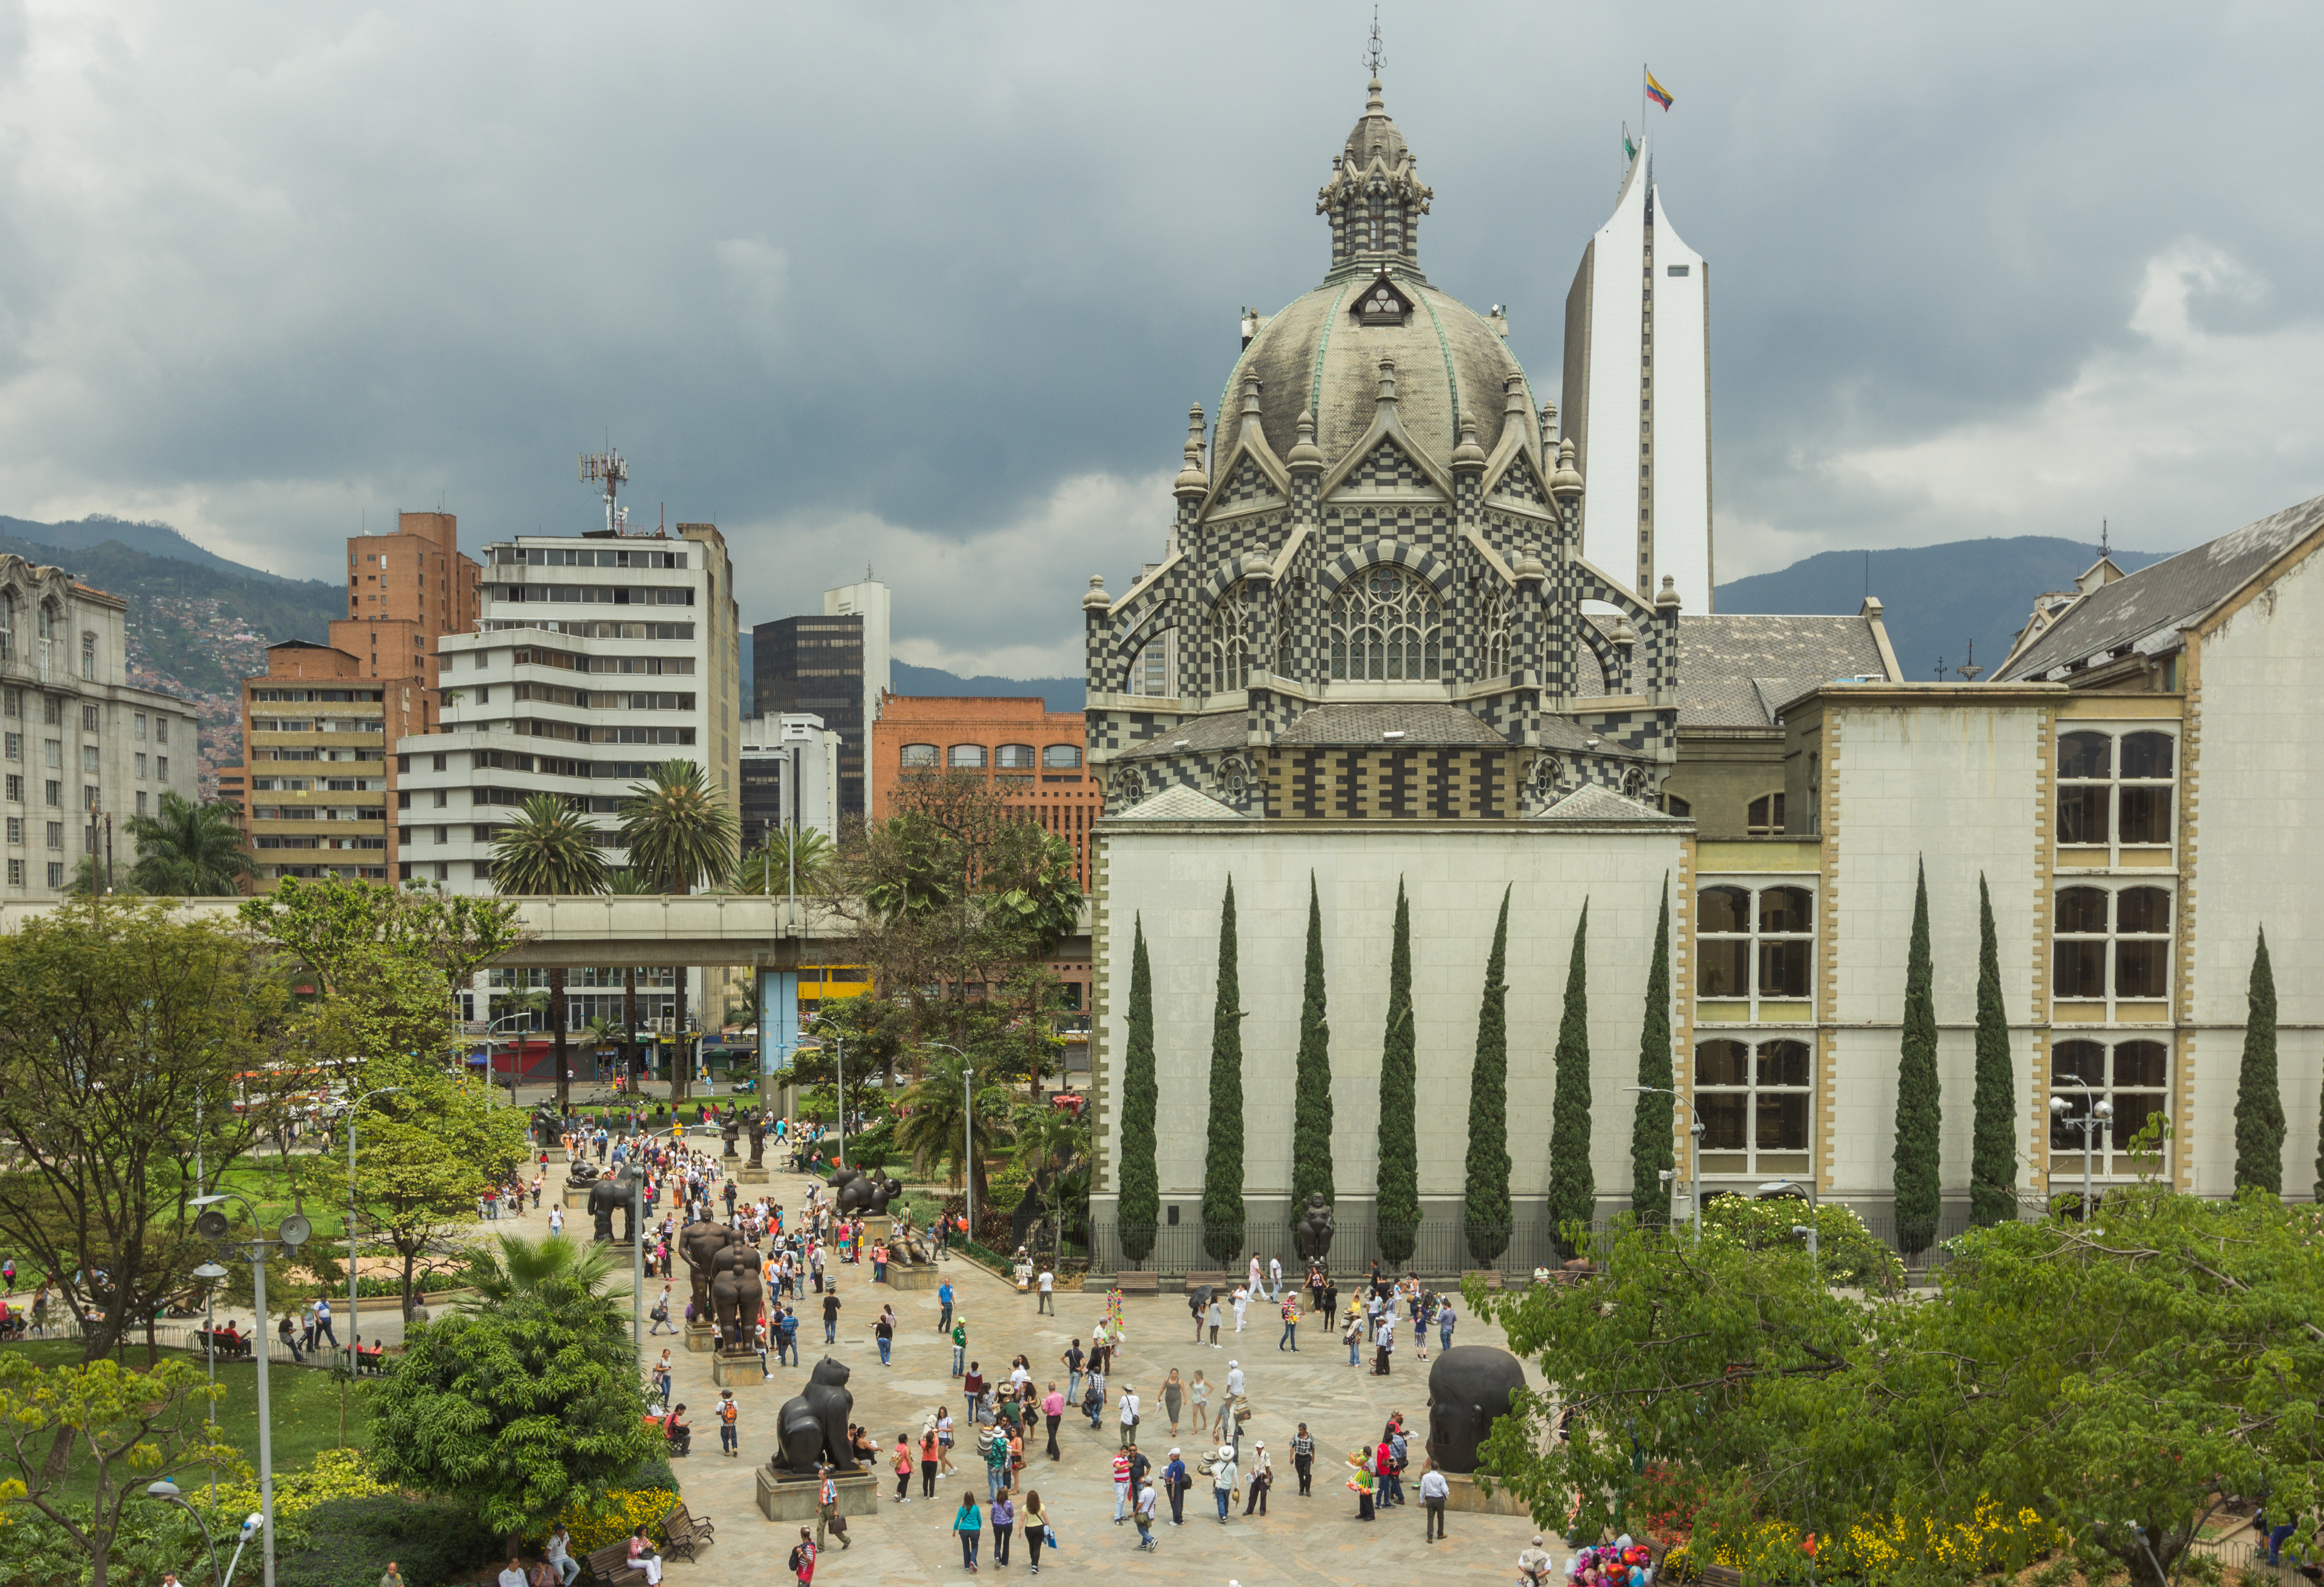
710, 1353, 766, 1387
1439, 1472, 1526, 1515
861, 1215, 892, 1241
563, 1184, 595, 1210
755, 1466, 876, 1524
684, 1323, 718, 1354
883, 1264, 938, 1292
738, 1167, 769, 1184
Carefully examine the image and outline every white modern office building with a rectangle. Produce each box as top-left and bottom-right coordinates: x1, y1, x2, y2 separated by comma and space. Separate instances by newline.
738, 712, 842, 861
823, 577, 891, 731
392, 522, 741, 888
1562, 150, 1714, 612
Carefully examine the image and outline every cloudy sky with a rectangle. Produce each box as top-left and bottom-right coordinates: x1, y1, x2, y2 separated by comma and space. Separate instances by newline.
1, 1, 2318, 676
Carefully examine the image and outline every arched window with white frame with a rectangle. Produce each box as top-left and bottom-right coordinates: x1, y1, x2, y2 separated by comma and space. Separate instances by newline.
1329, 564, 1441, 682
1207, 583, 1264, 694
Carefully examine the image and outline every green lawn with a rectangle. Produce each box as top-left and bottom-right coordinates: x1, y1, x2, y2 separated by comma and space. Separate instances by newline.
0, 1338, 371, 1504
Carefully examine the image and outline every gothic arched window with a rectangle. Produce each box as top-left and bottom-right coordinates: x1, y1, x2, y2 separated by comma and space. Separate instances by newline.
1483, 583, 1512, 678
1207, 584, 1262, 693
1330, 565, 1441, 682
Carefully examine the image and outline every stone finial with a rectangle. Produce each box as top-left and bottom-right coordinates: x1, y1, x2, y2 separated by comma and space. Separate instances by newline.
1512, 542, 1547, 583
1657, 574, 1682, 612
1376, 358, 1399, 406
1083, 575, 1112, 613
1240, 549, 1273, 583
1549, 436, 1583, 498
1240, 375, 1266, 442
1610, 614, 1638, 649
1174, 404, 1209, 496
1287, 408, 1323, 470
1367, 75, 1384, 113
1451, 412, 1486, 469
1503, 375, 1529, 419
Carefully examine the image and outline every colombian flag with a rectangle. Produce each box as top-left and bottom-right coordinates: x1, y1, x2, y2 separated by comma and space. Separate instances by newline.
1645, 68, 1673, 111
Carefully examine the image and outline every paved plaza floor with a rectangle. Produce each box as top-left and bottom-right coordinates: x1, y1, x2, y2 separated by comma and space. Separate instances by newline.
640, 1162, 1565, 1586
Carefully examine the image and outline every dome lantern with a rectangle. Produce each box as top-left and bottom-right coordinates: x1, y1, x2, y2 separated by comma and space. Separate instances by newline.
1315, 74, 1433, 280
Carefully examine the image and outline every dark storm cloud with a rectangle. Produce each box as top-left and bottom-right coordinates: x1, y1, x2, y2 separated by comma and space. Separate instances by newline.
0, 1, 2317, 672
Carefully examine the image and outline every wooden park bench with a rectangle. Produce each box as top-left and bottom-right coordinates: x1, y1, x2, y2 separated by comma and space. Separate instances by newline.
193, 1329, 254, 1361
657, 1502, 715, 1561
582, 1543, 649, 1587
1111, 1271, 1159, 1295
1184, 1271, 1238, 1294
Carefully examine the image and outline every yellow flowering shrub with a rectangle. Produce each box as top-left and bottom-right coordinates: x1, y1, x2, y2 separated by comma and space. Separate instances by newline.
546, 1488, 679, 1555
1666, 1497, 2058, 1582
195, 1449, 392, 1526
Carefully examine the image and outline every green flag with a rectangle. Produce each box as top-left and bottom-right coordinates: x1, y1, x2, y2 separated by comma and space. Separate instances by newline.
1623, 123, 1637, 162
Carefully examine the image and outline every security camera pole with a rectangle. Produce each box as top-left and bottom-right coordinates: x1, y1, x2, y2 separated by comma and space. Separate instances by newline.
193, 1192, 312, 1587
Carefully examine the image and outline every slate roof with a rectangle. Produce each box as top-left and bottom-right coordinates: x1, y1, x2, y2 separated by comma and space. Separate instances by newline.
1530, 784, 1687, 823
1276, 701, 1511, 747
1995, 493, 2324, 682
1676, 613, 1893, 727
1113, 785, 1245, 821
1118, 711, 1249, 760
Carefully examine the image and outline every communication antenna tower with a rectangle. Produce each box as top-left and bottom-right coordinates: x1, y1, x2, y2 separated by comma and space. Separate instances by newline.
579, 448, 630, 535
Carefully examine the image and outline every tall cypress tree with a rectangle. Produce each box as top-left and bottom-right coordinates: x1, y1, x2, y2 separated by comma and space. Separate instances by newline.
1374, 879, 1419, 1265
1893, 859, 1942, 1254
1463, 886, 1515, 1263
1630, 879, 1675, 1229
2235, 926, 2284, 1194
1116, 914, 1160, 1263
1969, 874, 2018, 1227
1545, 900, 1596, 1252
1290, 873, 1336, 1217
1200, 876, 1246, 1262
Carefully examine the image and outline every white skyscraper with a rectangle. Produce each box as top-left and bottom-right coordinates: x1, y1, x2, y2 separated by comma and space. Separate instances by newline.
823, 577, 890, 730
1562, 152, 1714, 611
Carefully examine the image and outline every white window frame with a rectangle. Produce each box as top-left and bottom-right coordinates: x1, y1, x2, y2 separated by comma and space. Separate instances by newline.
1694, 1035, 1814, 1179
2052, 882, 2172, 1019
2049, 1036, 2172, 1181
2056, 726, 2177, 866
1694, 880, 1815, 1019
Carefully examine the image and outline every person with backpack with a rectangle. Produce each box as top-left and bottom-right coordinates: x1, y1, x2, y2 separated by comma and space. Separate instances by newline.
785, 1528, 815, 1586
716, 1390, 740, 1456
648, 1286, 673, 1335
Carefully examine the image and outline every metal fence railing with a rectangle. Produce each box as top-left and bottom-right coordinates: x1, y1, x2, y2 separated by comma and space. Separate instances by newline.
1089, 1210, 1602, 1282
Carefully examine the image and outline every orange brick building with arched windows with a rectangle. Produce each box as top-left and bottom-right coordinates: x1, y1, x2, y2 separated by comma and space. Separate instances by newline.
869, 694, 1096, 888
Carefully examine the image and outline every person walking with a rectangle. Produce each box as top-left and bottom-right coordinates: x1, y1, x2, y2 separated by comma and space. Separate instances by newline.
1190, 1370, 1210, 1434
919, 1427, 941, 1499
314, 1295, 337, 1349
717, 1390, 740, 1457
785, 1529, 816, 1587
875, 1306, 895, 1366
1022, 1490, 1050, 1576
893, 1434, 915, 1503
1161, 1369, 1184, 1435
1132, 1475, 1159, 1551
1278, 1292, 1299, 1352
963, 1362, 987, 1426
982, 1416, 1011, 1504
1373, 1315, 1396, 1376
1291, 1424, 1315, 1496
1162, 1447, 1189, 1525
1035, 1266, 1054, 1315
1419, 1456, 1450, 1542
278, 1312, 303, 1364
1206, 1294, 1223, 1346
1118, 1383, 1140, 1449
1061, 1339, 1085, 1407
649, 1286, 675, 1335
1231, 1283, 1250, 1334
1344, 1307, 1365, 1368
937, 1407, 958, 1475
652, 1349, 674, 1407
821, 1289, 841, 1344
937, 1279, 955, 1334
1242, 1441, 1272, 1516
1041, 1381, 1064, 1461
1211, 1443, 1238, 1524
990, 1487, 1015, 1566
1266, 1255, 1283, 1303
1187, 1288, 1206, 1344
1246, 1252, 1263, 1298
951, 1491, 983, 1573
816, 1464, 849, 1550
1437, 1294, 1456, 1352
951, 1317, 969, 1377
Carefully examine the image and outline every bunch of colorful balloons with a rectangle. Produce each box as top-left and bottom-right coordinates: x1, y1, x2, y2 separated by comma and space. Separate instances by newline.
1568, 1535, 1656, 1587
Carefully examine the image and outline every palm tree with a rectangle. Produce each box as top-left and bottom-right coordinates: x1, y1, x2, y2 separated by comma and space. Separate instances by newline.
125, 791, 256, 895
461, 1230, 633, 1331
895, 1046, 1018, 1217
736, 826, 837, 896
492, 794, 610, 1111
1014, 1106, 1091, 1257
619, 760, 737, 1101
609, 870, 654, 1087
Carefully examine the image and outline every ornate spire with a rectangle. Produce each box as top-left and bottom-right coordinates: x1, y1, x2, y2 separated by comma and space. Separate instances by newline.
1315, 63, 1433, 281
1174, 404, 1209, 496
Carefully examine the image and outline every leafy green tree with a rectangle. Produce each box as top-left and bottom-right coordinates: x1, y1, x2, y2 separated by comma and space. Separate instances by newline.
1969, 872, 2018, 1226
1463, 886, 1516, 1263
1893, 859, 1942, 1253
1630, 879, 1675, 1228
1545, 901, 1595, 1251
368, 1255, 664, 1555
1013, 1107, 1093, 1256
736, 825, 838, 895
1290, 875, 1335, 1219
1374, 880, 1419, 1265
354, 1062, 530, 1320
0, 1354, 237, 1587
2236, 925, 2284, 1193
619, 759, 739, 1100
494, 794, 611, 1111
894, 1045, 1018, 1212
1116, 916, 1161, 1264
1200, 876, 1245, 1262
0, 897, 296, 1364
461, 1232, 632, 1330
125, 790, 257, 895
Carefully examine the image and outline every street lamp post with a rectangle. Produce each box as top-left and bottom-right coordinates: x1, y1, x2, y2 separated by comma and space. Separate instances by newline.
189, 1193, 311, 1587
146, 1480, 263, 1587
1623, 1084, 1706, 1242
832, 1036, 847, 1171
343, 1086, 404, 1367
2048, 1082, 2115, 1216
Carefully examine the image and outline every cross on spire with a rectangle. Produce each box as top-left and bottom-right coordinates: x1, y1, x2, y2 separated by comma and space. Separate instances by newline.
1363, 5, 1386, 75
